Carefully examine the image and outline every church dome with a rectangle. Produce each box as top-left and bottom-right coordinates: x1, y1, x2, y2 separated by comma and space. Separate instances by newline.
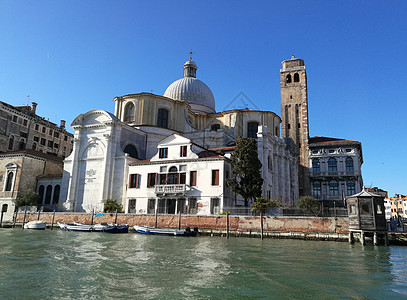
164, 59, 215, 113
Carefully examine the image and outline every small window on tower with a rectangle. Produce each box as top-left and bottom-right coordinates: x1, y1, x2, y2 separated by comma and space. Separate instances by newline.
294, 73, 300, 82
286, 74, 292, 83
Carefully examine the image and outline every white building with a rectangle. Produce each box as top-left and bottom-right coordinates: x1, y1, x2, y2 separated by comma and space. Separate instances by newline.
59, 59, 299, 214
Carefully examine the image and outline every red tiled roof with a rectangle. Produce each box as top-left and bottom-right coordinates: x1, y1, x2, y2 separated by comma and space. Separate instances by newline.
208, 146, 235, 152
309, 136, 360, 145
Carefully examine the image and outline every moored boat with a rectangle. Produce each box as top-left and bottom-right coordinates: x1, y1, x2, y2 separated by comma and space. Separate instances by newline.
24, 220, 47, 230
134, 225, 198, 236
58, 222, 129, 233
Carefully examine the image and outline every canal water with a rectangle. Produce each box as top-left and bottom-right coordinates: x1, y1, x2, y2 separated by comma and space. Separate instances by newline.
1, 228, 407, 299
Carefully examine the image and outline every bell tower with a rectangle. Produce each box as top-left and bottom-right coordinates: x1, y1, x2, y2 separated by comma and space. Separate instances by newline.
280, 55, 310, 196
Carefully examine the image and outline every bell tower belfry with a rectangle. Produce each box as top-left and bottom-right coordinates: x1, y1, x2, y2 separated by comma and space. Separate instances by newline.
280, 55, 310, 196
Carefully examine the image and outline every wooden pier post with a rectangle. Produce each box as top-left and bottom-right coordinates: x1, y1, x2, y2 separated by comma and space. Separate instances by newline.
90, 210, 94, 225
0, 211, 3, 228
50, 210, 56, 230
360, 231, 365, 246
373, 232, 378, 246
114, 209, 118, 224
260, 211, 264, 240
22, 207, 27, 230
226, 212, 229, 239
348, 231, 354, 244
154, 207, 158, 228
178, 211, 181, 230
12, 211, 16, 228
37, 210, 41, 220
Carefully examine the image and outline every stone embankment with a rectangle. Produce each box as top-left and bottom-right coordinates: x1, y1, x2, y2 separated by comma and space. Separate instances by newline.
13, 212, 349, 241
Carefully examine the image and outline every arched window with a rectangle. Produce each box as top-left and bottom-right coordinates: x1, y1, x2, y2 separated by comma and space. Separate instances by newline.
53, 185, 60, 204
2, 204, 8, 213
329, 180, 339, 196
211, 124, 220, 131
286, 74, 292, 83
157, 109, 168, 128
247, 122, 259, 138
345, 157, 354, 172
8, 135, 14, 151
32, 142, 37, 150
168, 166, 178, 184
313, 181, 321, 197
5, 172, 14, 191
294, 73, 300, 82
347, 181, 355, 196
268, 156, 273, 171
124, 102, 135, 122
328, 158, 337, 172
19, 139, 25, 150
312, 159, 320, 173
39, 185, 45, 204
123, 144, 138, 159
45, 185, 52, 205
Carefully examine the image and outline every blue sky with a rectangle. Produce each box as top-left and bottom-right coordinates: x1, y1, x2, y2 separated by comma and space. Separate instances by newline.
0, 0, 406, 196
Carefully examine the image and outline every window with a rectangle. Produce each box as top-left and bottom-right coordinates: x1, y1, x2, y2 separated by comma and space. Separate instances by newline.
53, 185, 60, 204
8, 136, 14, 150
180, 145, 187, 157
48, 140, 53, 148
39, 185, 45, 203
345, 157, 354, 172
294, 73, 300, 82
54, 143, 59, 149
45, 185, 52, 205
350, 204, 356, 215
49, 129, 53, 136
329, 149, 335, 153
210, 197, 220, 214
129, 174, 141, 188
147, 173, 157, 188
42, 127, 46, 133
157, 109, 168, 128
32, 142, 37, 150
179, 172, 186, 184
147, 199, 155, 214
20, 131, 27, 138
346, 149, 352, 153
128, 199, 137, 213
347, 181, 355, 195
40, 138, 46, 146
159, 148, 168, 159
312, 159, 320, 173
159, 173, 167, 184
377, 204, 383, 214
286, 74, 292, 83
313, 181, 321, 197
123, 144, 138, 159
329, 180, 339, 196
168, 166, 178, 184
361, 203, 370, 214
2, 204, 8, 213
124, 102, 135, 122
188, 198, 197, 214
211, 124, 220, 131
35, 124, 39, 131
5, 172, 14, 191
12, 115, 17, 122
23, 119, 27, 126
19, 139, 25, 150
211, 170, 219, 186
64, 136, 68, 141
328, 158, 337, 172
268, 156, 273, 171
247, 122, 259, 138
33, 136, 39, 142
190, 171, 197, 186
54, 132, 59, 138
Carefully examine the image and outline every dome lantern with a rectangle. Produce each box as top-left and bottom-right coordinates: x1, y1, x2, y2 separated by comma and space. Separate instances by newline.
183, 59, 197, 78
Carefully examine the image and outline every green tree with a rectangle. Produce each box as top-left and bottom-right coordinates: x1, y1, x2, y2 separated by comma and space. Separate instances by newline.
14, 191, 41, 209
226, 137, 263, 207
103, 199, 123, 213
251, 197, 276, 240
297, 196, 319, 216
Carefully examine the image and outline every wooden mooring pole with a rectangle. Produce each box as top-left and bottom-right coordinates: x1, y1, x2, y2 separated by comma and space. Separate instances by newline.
178, 211, 181, 230
0, 211, 3, 228
154, 208, 158, 228
50, 210, 56, 230
114, 209, 118, 224
22, 207, 27, 230
226, 212, 229, 239
91, 210, 94, 225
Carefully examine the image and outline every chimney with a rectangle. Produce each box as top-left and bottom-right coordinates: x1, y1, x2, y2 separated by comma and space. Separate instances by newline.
60, 120, 66, 129
32, 102, 38, 114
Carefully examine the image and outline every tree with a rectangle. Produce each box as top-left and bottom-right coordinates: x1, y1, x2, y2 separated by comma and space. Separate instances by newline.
251, 197, 276, 240
104, 199, 123, 213
297, 196, 319, 216
14, 191, 41, 209
227, 137, 263, 207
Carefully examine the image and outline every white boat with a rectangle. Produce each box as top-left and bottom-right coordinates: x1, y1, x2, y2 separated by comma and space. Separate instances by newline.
134, 225, 198, 236
24, 220, 46, 230
58, 222, 129, 233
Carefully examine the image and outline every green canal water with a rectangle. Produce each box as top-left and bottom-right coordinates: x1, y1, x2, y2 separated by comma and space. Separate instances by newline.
1, 228, 407, 299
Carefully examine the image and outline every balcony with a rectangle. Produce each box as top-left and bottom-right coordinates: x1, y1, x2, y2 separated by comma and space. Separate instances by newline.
154, 184, 187, 196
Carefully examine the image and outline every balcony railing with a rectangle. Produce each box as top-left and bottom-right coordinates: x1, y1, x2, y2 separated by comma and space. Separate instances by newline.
154, 184, 187, 195
309, 171, 361, 177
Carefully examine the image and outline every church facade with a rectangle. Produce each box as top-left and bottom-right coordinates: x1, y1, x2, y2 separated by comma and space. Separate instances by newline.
59, 58, 299, 214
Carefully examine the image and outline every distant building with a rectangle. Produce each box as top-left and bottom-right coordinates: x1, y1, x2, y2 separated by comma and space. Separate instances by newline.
384, 194, 407, 220
366, 187, 388, 198
308, 136, 363, 206
0, 150, 64, 221
0, 101, 73, 158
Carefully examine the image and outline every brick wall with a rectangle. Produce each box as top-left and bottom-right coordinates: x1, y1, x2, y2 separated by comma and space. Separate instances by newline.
16, 212, 349, 233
